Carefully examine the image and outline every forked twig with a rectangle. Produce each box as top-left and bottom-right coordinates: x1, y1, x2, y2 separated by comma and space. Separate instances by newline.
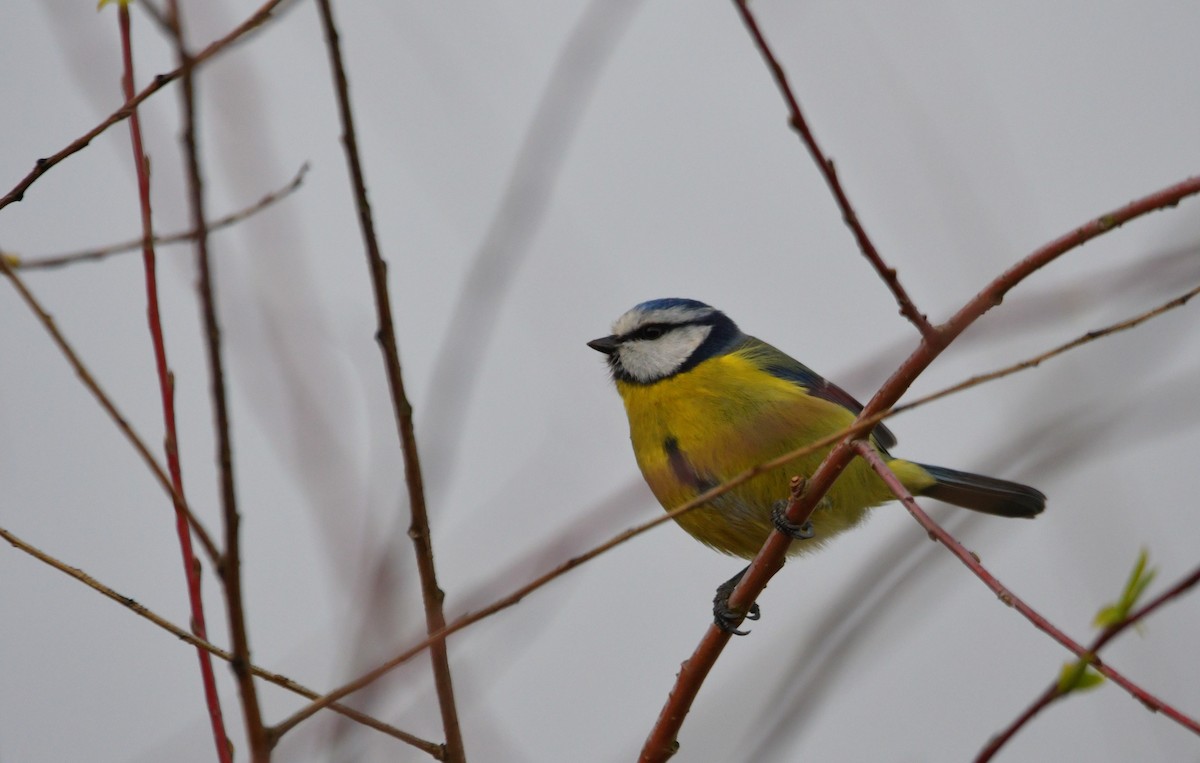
977, 562, 1200, 761
892, 281, 1200, 418
853, 442, 1200, 738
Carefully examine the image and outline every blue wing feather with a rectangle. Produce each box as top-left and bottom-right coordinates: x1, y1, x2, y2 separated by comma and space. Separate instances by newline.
739, 337, 898, 450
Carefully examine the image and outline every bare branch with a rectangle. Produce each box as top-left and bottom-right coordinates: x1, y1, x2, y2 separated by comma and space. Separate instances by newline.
299, 0, 464, 758
731, 0, 935, 338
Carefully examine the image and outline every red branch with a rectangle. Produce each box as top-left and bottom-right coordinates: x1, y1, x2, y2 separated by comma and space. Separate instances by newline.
116, 5, 231, 761
638, 175, 1200, 761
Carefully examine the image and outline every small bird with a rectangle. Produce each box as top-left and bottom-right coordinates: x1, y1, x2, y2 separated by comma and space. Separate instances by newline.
589, 298, 1045, 632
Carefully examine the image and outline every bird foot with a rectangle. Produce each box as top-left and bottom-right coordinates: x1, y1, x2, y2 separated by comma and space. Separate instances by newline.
712, 567, 760, 636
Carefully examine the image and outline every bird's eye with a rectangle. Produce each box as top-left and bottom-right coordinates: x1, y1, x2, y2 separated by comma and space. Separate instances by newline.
640, 326, 665, 340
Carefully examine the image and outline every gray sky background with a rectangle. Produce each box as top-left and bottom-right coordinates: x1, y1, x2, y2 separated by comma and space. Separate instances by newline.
2, 1, 1199, 761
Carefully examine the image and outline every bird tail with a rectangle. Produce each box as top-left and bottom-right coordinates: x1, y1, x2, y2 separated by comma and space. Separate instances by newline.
916, 464, 1045, 518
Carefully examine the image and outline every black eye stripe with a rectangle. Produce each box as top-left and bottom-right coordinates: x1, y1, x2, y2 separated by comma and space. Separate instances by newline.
628, 323, 675, 341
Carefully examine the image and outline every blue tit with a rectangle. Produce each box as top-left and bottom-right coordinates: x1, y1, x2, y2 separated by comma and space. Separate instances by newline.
588, 298, 1044, 629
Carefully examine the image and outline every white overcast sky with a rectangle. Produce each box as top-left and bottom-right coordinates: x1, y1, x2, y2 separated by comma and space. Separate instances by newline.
2, 1, 1199, 761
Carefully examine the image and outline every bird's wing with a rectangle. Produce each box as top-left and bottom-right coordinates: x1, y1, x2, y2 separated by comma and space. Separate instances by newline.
740, 337, 898, 450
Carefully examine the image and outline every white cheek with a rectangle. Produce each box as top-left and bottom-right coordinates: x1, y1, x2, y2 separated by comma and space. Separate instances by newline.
617, 325, 712, 382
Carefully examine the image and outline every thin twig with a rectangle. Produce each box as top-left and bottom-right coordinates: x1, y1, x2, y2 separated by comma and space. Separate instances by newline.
161, 1, 268, 758
978, 562, 1200, 761
274, 259, 1200, 732
14, 164, 307, 271
731, 0, 935, 338
0, 257, 219, 561
302, 0, 465, 759
0, 0, 290, 213
114, 6, 232, 759
0, 522, 445, 758
638, 176, 1200, 762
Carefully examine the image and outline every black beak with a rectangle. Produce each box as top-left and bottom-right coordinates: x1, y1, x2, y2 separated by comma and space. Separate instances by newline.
587, 335, 620, 355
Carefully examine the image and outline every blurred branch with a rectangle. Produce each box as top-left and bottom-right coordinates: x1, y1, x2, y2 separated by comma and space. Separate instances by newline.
731, 0, 934, 338
0, 0, 290, 213
423, 0, 643, 490
0, 218, 219, 563
160, 1, 267, 758
14, 164, 307, 271
0, 523, 445, 758
113, 4, 233, 759
639, 176, 1200, 762
299, 0, 464, 759
137, 0, 170, 33
268, 249, 1200, 730
979, 562, 1200, 761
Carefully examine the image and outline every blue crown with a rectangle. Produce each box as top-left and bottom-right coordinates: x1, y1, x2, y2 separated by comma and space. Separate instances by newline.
634, 297, 714, 313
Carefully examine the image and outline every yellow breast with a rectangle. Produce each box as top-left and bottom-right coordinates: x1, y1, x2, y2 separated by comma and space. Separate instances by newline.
615, 351, 925, 558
